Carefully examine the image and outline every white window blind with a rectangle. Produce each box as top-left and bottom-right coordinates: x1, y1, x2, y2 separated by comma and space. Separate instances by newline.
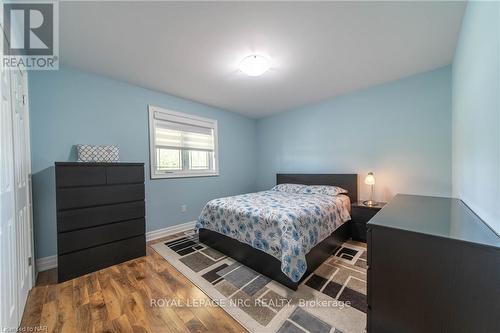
149, 106, 219, 179
155, 117, 214, 151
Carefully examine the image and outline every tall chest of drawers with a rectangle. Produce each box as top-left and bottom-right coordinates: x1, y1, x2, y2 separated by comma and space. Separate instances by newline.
55, 162, 146, 282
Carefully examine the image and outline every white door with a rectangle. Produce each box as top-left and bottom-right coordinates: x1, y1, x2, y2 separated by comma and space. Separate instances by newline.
11, 67, 33, 319
0, 34, 19, 330
0, 24, 34, 329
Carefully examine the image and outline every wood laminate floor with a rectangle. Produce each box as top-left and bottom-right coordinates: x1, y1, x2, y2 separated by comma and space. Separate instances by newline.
19, 237, 246, 333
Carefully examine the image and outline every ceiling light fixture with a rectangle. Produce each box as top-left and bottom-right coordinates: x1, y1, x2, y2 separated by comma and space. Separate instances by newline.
239, 54, 270, 77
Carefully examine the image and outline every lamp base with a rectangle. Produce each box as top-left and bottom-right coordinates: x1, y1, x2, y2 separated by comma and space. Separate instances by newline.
363, 200, 379, 207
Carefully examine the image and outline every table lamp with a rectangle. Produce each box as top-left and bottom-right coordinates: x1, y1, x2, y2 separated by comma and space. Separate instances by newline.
363, 172, 377, 206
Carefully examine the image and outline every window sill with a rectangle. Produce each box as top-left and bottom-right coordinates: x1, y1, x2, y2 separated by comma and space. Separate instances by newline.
151, 172, 219, 180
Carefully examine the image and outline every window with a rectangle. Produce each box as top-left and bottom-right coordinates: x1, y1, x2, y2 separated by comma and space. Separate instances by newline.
148, 105, 219, 178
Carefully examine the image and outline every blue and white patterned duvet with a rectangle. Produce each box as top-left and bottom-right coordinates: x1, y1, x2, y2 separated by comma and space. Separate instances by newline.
195, 190, 351, 282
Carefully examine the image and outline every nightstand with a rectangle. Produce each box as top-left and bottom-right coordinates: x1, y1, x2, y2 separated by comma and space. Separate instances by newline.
350, 201, 386, 242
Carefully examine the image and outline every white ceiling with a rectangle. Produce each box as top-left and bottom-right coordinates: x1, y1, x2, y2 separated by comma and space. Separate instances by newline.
60, 1, 466, 118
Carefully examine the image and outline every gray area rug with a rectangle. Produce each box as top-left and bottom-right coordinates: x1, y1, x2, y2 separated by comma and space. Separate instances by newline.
152, 231, 367, 333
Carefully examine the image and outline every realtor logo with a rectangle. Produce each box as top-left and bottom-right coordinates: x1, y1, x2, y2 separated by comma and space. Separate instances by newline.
2, 1, 59, 70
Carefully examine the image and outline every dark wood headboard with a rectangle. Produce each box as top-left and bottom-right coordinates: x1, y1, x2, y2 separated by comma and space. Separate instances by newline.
277, 174, 358, 203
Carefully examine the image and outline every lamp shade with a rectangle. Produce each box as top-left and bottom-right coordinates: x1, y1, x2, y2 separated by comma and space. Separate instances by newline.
365, 172, 375, 185
239, 55, 270, 76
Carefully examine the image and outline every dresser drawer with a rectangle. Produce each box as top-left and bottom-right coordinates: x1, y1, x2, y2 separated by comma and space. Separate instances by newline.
58, 201, 145, 232
56, 166, 106, 188
106, 165, 144, 184
58, 235, 145, 282
58, 218, 145, 254
57, 183, 145, 210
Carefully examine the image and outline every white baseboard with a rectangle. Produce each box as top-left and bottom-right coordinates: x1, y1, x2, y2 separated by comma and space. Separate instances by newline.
146, 220, 196, 242
35, 221, 196, 272
36, 255, 57, 273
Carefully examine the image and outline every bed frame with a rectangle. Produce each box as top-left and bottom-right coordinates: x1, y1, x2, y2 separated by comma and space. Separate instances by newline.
199, 173, 357, 290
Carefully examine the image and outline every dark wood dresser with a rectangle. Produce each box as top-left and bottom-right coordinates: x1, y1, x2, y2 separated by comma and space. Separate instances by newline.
55, 162, 146, 282
367, 194, 500, 333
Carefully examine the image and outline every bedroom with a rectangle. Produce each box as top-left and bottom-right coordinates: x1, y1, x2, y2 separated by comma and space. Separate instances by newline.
0, 1, 499, 333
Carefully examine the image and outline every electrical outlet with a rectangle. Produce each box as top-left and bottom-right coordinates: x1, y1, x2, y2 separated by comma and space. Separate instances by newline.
181, 205, 187, 213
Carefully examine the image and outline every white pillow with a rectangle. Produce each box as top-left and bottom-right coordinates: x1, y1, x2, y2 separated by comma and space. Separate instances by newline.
271, 183, 308, 193
303, 185, 348, 196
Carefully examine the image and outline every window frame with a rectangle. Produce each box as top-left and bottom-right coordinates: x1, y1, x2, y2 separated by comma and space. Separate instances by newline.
148, 105, 219, 179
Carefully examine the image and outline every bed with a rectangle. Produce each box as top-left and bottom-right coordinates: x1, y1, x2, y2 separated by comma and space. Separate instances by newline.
197, 174, 357, 290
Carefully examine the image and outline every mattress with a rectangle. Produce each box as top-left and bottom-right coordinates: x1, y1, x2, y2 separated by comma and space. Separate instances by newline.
196, 190, 351, 282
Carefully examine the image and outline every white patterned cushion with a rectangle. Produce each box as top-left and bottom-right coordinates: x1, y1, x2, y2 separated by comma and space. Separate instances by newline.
271, 183, 308, 193
77, 144, 119, 162
303, 185, 348, 196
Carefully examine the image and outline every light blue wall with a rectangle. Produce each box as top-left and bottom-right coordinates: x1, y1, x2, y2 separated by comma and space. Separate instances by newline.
29, 65, 456, 259
29, 67, 257, 258
452, 1, 500, 234
256, 66, 452, 203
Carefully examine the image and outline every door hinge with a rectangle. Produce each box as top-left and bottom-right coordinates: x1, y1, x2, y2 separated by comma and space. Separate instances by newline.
22, 94, 26, 106
28, 257, 32, 266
